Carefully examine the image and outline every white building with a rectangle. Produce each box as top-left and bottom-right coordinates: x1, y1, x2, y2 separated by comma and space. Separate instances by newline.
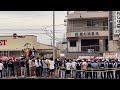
66, 11, 120, 58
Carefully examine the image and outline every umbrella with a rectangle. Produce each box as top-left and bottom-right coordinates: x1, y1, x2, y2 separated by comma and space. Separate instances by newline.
0, 56, 8, 61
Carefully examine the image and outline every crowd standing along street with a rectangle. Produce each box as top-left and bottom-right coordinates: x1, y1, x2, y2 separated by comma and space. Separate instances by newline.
0, 57, 120, 79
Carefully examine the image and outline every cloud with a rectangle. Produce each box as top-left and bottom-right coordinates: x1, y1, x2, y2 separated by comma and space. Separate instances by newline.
0, 11, 66, 45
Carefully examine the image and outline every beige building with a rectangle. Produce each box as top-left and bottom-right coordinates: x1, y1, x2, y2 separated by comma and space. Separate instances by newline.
0, 35, 59, 58
37, 43, 58, 58
56, 41, 67, 57
66, 11, 120, 58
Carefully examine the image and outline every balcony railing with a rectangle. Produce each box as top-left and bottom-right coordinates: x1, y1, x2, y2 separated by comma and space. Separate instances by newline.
67, 26, 108, 32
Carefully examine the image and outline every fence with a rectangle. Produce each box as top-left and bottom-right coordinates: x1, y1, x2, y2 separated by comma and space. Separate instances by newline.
56, 67, 120, 79
2, 66, 120, 79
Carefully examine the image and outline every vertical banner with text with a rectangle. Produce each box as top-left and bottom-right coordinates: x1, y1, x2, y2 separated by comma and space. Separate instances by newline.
114, 11, 120, 35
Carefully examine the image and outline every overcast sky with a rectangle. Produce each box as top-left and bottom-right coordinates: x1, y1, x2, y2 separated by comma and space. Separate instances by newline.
0, 11, 67, 45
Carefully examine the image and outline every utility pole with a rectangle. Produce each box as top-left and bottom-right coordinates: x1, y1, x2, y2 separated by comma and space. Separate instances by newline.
108, 11, 110, 52
67, 11, 69, 15
53, 11, 55, 60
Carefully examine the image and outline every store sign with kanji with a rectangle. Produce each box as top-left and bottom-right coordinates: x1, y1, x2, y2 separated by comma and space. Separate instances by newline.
0, 40, 7, 46
114, 11, 120, 35
75, 32, 99, 37
103, 52, 118, 59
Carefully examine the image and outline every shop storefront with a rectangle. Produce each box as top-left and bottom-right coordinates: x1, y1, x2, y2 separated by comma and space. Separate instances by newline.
0, 35, 59, 59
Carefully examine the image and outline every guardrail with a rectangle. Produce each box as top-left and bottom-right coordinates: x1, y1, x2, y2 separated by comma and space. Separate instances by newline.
56, 67, 120, 79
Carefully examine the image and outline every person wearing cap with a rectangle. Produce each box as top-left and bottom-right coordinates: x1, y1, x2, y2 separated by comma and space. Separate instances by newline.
20, 58, 26, 78
99, 60, 105, 79
81, 59, 88, 79
7, 60, 13, 77
35, 58, 40, 77
65, 59, 72, 78
11, 60, 14, 76
60, 63, 66, 79
71, 59, 77, 78
14, 59, 20, 77
107, 59, 114, 79
112, 60, 117, 79
2, 61, 7, 78
87, 60, 92, 79
115, 59, 120, 79
104, 60, 108, 79
76, 60, 81, 79
0, 60, 4, 78
97, 60, 101, 78
91, 60, 98, 79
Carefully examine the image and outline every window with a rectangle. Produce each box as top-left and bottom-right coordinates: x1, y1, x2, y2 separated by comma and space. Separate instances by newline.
103, 20, 108, 30
0, 51, 9, 56
70, 41, 76, 47
81, 39, 99, 51
87, 20, 98, 26
103, 20, 108, 26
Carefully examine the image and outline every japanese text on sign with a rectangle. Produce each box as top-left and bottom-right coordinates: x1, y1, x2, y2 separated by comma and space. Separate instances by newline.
114, 11, 120, 34
75, 32, 99, 37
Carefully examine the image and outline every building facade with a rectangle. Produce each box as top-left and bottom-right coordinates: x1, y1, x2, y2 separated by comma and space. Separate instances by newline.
56, 41, 67, 57
66, 11, 120, 58
0, 35, 58, 58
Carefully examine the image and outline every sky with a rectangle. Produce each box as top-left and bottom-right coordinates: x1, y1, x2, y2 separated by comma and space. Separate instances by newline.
0, 11, 67, 45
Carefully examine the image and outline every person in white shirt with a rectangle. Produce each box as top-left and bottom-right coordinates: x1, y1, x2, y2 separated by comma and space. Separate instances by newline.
35, 59, 40, 77
49, 59, 55, 77
71, 59, 77, 78
0, 60, 4, 78
42, 59, 48, 77
65, 59, 72, 78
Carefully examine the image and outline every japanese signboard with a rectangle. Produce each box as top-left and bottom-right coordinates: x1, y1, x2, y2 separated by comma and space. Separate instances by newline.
75, 32, 99, 37
103, 52, 118, 59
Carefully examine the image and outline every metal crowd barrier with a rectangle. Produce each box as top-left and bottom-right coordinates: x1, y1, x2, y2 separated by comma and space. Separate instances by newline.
2, 66, 120, 79
56, 67, 120, 79
57, 67, 120, 72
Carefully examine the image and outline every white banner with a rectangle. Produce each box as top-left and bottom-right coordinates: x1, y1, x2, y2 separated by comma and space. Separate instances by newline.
114, 11, 120, 35
78, 56, 94, 59
103, 52, 118, 59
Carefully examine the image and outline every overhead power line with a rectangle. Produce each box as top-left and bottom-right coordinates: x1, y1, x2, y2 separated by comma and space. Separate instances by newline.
0, 32, 64, 34
43, 27, 61, 42
0, 24, 65, 30
0, 13, 66, 19
0, 29, 66, 31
